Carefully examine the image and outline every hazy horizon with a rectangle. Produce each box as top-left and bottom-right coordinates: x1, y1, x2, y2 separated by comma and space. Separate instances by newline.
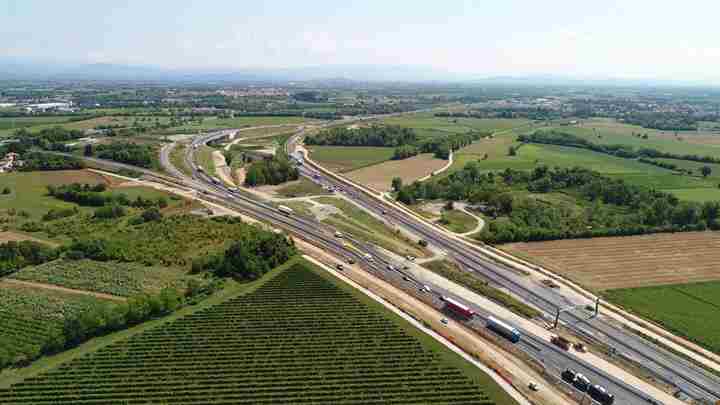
3, 0, 720, 83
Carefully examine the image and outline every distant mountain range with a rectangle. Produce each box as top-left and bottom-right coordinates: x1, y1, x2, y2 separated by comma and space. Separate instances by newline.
0, 58, 717, 87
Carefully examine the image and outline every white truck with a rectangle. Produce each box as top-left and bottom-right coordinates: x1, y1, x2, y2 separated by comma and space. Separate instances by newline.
278, 205, 294, 216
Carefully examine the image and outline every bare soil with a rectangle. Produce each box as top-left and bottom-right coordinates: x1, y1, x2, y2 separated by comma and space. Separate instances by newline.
346, 153, 447, 192
503, 232, 720, 290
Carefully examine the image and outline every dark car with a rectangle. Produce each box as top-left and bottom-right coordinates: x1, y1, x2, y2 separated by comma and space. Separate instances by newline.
561, 369, 577, 384
572, 374, 590, 392
588, 384, 615, 405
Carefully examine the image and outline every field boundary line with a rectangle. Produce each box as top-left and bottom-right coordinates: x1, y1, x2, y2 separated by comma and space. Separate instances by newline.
1, 278, 126, 302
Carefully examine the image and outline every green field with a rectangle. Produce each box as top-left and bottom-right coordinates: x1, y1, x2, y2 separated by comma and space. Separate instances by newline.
0, 283, 106, 364
0, 170, 107, 220
439, 209, 478, 234
274, 178, 328, 198
552, 118, 720, 159
314, 197, 428, 258
453, 141, 719, 201
381, 113, 532, 135
605, 281, 720, 354
308, 146, 395, 172
11, 259, 198, 297
0, 260, 515, 405
0, 116, 78, 131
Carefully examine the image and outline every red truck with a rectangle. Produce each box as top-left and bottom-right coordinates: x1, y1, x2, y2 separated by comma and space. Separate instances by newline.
441, 296, 475, 319
551, 335, 572, 351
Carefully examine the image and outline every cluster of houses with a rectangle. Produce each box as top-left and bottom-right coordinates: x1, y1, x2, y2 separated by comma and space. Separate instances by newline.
0, 152, 22, 173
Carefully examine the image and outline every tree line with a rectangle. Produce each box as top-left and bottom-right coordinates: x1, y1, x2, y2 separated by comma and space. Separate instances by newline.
305, 125, 417, 147
0, 241, 60, 277
306, 125, 482, 161
90, 142, 156, 168
397, 161, 720, 244
192, 229, 297, 280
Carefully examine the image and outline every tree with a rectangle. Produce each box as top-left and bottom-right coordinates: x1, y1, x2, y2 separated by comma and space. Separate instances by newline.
701, 166, 712, 178
391, 177, 403, 192
83, 143, 94, 157
1, 187, 10, 195
141, 208, 163, 222
508, 146, 517, 156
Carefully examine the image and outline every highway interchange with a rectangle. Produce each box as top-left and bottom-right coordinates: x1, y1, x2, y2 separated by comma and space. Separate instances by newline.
82, 120, 720, 405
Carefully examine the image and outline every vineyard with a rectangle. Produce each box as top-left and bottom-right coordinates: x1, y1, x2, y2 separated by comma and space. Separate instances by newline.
0, 261, 502, 404
11, 259, 198, 297
42, 214, 262, 268
0, 283, 105, 364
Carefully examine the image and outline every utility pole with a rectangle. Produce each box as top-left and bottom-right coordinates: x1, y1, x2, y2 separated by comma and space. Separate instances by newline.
594, 297, 600, 317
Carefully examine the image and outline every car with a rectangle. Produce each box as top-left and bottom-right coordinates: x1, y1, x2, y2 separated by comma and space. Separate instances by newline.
573, 342, 587, 353
406, 255, 416, 261
386, 265, 395, 271
334, 231, 343, 238
588, 384, 615, 405
440, 318, 449, 325
381, 209, 387, 215
335, 264, 344, 271
528, 382, 540, 391
561, 369, 577, 384
422, 285, 431, 293
402, 265, 410, 270
572, 374, 590, 392
402, 276, 410, 281
347, 258, 356, 264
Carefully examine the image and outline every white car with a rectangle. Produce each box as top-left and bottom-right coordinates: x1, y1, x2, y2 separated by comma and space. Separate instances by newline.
440, 318, 449, 325
528, 382, 540, 391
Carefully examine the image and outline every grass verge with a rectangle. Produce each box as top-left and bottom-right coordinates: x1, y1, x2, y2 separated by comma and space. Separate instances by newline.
422, 260, 541, 319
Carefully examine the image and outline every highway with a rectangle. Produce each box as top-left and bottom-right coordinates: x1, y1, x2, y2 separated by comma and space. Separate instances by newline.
283, 126, 720, 403
64, 123, 714, 404
158, 128, 671, 405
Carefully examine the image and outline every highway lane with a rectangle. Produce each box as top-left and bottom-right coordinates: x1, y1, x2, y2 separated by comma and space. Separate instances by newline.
292, 138, 720, 402
176, 129, 661, 404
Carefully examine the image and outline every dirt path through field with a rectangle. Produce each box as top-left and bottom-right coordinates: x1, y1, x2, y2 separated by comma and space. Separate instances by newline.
212, 151, 236, 186
1, 279, 126, 302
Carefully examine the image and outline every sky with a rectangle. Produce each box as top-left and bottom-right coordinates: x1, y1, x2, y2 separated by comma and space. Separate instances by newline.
3, 0, 720, 81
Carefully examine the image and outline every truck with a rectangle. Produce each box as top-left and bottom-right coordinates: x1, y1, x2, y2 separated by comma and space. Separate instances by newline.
278, 205, 294, 216
441, 296, 475, 318
551, 335, 572, 351
486, 316, 521, 343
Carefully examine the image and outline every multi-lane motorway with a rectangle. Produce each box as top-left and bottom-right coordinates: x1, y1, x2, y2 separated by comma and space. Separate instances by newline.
285, 126, 720, 403
72, 121, 720, 404
165, 127, 686, 404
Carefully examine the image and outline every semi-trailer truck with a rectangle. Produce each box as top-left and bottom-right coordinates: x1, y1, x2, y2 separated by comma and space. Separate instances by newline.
441, 296, 475, 318
486, 316, 521, 343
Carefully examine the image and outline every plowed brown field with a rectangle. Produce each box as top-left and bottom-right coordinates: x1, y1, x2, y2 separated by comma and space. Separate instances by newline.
503, 232, 720, 290
346, 153, 446, 192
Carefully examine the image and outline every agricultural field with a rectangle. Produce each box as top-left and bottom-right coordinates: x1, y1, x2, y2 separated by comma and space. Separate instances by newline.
346, 153, 447, 192
605, 281, 720, 354
313, 197, 429, 258
308, 146, 395, 172
552, 118, 720, 159
502, 232, 720, 290
452, 138, 719, 201
10, 259, 198, 297
0, 282, 107, 364
169, 115, 312, 133
381, 113, 532, 135
39, 215, 257, 269
0, 260, 514, 404
0, 170, 108, 219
